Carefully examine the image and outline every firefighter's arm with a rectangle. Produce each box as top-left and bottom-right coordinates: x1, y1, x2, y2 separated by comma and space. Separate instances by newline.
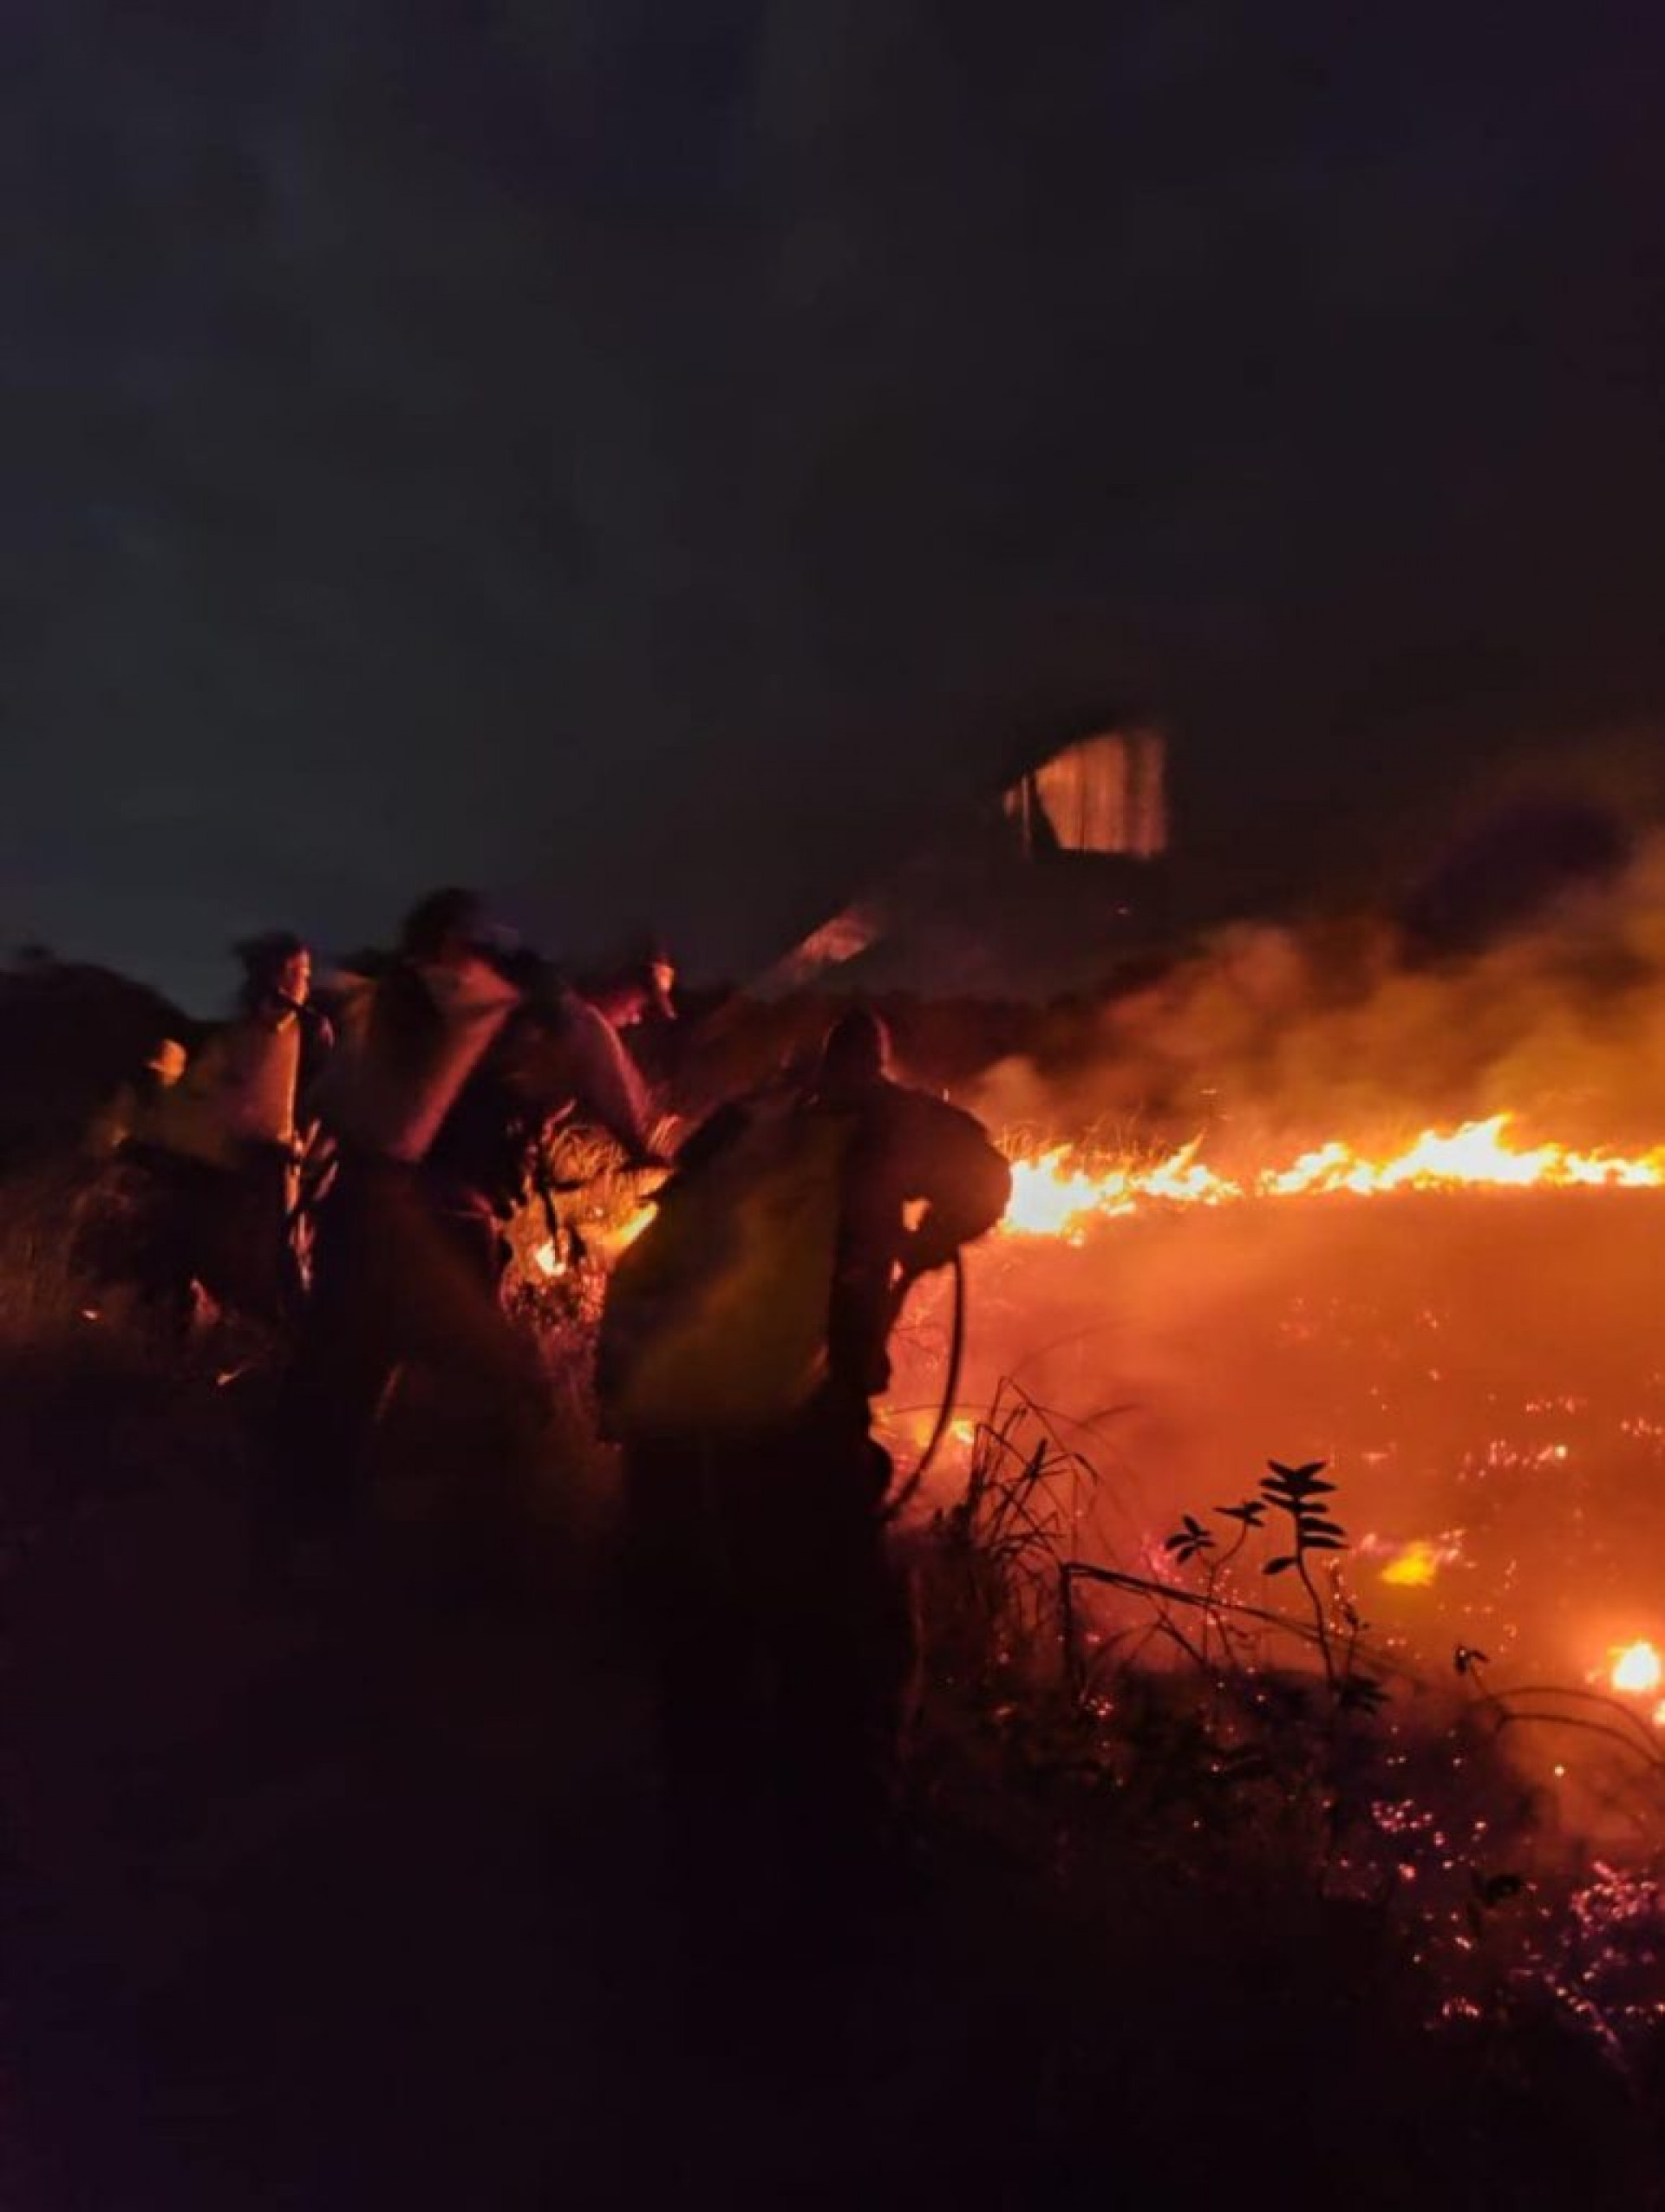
299, 976, 368, 1135
898, 1099, 1012, 1278
84, 1081, 136, 1158
560, 996, 664, 1165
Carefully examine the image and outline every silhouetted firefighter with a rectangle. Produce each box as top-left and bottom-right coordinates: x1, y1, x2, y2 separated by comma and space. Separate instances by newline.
285, 889, 658, 1521
597, 1008, 1010, 1937
90, 932, 329, 1328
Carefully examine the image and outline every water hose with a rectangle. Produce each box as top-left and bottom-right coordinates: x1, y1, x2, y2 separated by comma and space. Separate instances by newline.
882, 1247, 966, 1523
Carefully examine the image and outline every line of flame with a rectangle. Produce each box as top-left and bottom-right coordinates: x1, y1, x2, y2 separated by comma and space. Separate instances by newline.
1002, 1114, 1665, 1241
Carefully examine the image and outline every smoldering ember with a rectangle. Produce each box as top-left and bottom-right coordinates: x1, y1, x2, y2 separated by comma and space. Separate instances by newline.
9, 10, 1665, 2211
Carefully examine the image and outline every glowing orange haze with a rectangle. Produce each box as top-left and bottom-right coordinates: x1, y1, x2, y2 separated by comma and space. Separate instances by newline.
875, 1110, 1665, 1720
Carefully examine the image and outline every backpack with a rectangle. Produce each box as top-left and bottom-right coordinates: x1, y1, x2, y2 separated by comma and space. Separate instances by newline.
597, 1095, 856, 1442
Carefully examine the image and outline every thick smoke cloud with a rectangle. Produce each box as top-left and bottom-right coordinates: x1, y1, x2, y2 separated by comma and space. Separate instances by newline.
972, 812, 1665, 1158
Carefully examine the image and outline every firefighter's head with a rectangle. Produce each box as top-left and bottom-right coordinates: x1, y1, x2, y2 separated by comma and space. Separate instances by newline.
641, 942, 677, 1023
813, 1008, 891, 1102
594, 940, 677, 1028
234, 930, 310, 1015
399, 887, 491, 969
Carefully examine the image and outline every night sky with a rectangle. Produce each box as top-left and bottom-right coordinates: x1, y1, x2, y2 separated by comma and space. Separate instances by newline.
6, 3, 1663, 1008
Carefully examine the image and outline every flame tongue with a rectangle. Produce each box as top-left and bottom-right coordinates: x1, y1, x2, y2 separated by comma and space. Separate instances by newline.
1002, 1114, 1665, 1239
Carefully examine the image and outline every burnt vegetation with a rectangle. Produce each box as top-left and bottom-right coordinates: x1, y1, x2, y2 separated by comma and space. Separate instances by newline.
1, 1164, 1663, 2209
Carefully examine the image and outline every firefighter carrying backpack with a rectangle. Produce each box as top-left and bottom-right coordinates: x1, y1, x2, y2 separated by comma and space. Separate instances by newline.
597, 1094, 857, 1443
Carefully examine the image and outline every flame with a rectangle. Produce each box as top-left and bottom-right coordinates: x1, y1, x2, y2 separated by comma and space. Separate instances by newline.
1610, 1641, 1662, 1696
1002, 1115, 1665, 1239
602, 1203, 656, 1254
531, 1191, 659, 1279
1380, 1540, 1442, 1589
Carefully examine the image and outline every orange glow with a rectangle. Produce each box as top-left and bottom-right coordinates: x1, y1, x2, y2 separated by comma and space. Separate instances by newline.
1380, 1540, 1442, 1589
1000, 1115, 1665, 1240
531, 1238, 564, 1280
1610, 1641, 1662, 1695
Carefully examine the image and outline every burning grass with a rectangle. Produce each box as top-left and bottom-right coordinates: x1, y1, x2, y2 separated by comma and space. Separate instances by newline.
891, 1163, 1665, 1692
999, 1113, 1665, 1241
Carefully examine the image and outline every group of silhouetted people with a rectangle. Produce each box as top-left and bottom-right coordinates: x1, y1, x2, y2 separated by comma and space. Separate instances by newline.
80, 887, 1014, 1940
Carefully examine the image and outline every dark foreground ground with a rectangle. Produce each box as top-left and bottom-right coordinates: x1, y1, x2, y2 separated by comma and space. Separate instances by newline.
3, 1328, 1662, 2212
